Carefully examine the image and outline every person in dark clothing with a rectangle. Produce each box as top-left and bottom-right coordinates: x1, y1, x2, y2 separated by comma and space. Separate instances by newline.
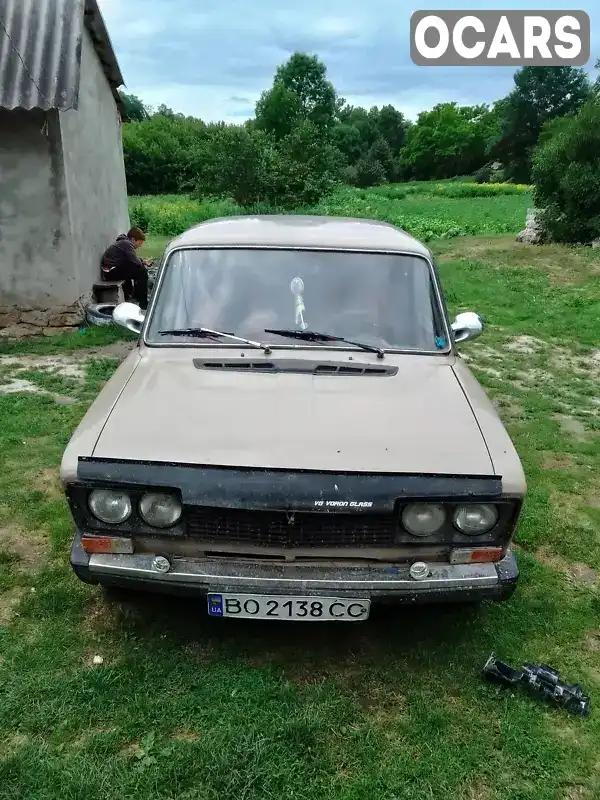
101, 227, 150, 309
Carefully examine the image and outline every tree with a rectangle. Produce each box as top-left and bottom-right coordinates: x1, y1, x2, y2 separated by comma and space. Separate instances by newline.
532, 100, 600, 244
255, 52, 340, 139
372, 105, 409, 154
491, 66, 590, 183
400, 103, 493, 180
268, 121, 344, 207
338, 105, 379, 152
194, 126, 276, 206
595, 58, 600, 96
118, 91, 148, 122
368, 137, 395, 182
155, 104, 179, 119
331, 121, 364, 165
331, 104, 409, 183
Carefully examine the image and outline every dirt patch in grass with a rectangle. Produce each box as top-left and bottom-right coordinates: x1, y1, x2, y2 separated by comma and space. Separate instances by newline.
119, 740, 141, 758
33, 468, 63, 501
0, 525, 47, 571
534, 546, 597, 587
82, 594, 128, 636
583, 630, 600, 652
0, 355, 86, 379
0, 733, 29, 757
564, 787, 592, 800
534, 545, 571, 573
172, 730, 201, 742
0, 378, 45, 395
476, 365, 504, 379
83, 341, 135, 359
492, 395, 524, 421
567, 564, 597, 587
0, 588, 26, 626
553, 414, 588, 441
0, 347, 130, 398
514, 368, 550, 387
358, 685, 406, 720
505, 335, 546, 355
459, 781, 493, 800
585, 666, 600, 688
541, 452, 578, 470
545, 717, 590, 749
71, 727, 116, 749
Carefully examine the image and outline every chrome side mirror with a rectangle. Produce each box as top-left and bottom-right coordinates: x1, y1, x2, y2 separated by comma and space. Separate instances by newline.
451, 311, 483, 343
113, 302, 145, 334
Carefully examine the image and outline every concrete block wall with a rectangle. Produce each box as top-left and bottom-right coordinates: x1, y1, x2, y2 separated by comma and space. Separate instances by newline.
0, 29, 129, 338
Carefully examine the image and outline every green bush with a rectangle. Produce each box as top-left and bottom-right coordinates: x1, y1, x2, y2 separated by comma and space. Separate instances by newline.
532, 100, 600, 243
192, 120, 341, 209
123, 115, 209, 195
354, 156, 387, 188
194, 126, 276, 206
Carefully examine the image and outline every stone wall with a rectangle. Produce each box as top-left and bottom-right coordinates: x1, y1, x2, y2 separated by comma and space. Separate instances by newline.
0, 303, 83, 339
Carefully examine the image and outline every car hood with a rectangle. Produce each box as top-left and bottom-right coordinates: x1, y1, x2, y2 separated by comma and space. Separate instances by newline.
91, 353, 494, 475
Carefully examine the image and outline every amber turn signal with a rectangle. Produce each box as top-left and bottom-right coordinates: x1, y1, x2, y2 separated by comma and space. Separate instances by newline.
81, 536, 134, 555
450, 547, 503, 564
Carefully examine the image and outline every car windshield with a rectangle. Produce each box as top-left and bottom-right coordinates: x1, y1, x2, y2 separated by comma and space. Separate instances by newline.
145, 248, 448, 352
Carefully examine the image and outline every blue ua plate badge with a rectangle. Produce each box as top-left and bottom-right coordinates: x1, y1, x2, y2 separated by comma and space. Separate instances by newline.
207, 594, 224, 616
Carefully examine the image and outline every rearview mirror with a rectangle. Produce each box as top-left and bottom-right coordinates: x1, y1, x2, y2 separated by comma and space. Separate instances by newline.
451, 311, 483, 343
113, 302, 145, 334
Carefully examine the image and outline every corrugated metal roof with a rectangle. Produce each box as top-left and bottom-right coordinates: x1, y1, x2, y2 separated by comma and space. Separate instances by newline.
0, 0, 123, 111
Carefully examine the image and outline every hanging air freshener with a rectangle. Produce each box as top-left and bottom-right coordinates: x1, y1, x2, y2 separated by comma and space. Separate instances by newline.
290, 277, 308, 330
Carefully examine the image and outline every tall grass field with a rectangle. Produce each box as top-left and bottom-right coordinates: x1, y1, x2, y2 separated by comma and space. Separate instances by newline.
129, 180, 532, 242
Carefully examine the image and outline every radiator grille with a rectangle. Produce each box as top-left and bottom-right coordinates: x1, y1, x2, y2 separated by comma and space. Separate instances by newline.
186, 507, 397, 548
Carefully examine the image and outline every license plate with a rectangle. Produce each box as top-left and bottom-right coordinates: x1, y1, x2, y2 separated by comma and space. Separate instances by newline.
207, 593, 370, 621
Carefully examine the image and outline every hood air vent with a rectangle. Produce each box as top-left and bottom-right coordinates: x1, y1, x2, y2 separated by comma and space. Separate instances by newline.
193, 359, 397, 376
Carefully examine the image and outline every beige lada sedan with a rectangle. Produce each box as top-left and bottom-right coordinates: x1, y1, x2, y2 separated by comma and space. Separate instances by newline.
61, 215, 526, 621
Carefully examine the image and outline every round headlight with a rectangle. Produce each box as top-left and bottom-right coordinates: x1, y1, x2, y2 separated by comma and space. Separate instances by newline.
88, 489, 132, 524
139, 493, 182, 528
454, 504, 498, 535
402, 503, 446, 537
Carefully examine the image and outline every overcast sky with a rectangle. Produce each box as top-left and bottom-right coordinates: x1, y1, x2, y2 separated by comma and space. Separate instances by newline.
97, 0, 599, 122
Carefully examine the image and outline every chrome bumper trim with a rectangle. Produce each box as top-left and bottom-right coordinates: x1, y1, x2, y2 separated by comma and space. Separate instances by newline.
88, 553, 506, 593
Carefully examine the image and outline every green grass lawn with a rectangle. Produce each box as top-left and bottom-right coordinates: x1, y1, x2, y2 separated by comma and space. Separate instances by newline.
1, 235, 600, 799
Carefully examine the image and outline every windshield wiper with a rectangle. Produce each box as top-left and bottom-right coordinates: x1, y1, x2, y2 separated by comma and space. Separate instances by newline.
265, 329, 384, 359
159, 327, 272, 354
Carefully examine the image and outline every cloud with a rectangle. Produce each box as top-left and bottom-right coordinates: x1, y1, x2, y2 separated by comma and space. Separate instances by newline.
98, 0, 599, 123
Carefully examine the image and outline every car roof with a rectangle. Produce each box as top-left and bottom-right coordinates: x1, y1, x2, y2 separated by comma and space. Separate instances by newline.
166, 215, 431, 258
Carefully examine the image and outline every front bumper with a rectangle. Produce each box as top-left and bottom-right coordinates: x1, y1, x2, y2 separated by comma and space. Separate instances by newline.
70, 533, 519, 604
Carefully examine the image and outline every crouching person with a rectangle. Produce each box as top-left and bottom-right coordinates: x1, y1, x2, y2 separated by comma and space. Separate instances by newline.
101, 227, 150, 310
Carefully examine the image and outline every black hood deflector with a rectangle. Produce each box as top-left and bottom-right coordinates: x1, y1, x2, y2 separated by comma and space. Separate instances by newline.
77, 458, 502, 513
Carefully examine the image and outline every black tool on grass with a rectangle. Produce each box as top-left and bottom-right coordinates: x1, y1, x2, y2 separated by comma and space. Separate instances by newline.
482, 654, 590, 717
